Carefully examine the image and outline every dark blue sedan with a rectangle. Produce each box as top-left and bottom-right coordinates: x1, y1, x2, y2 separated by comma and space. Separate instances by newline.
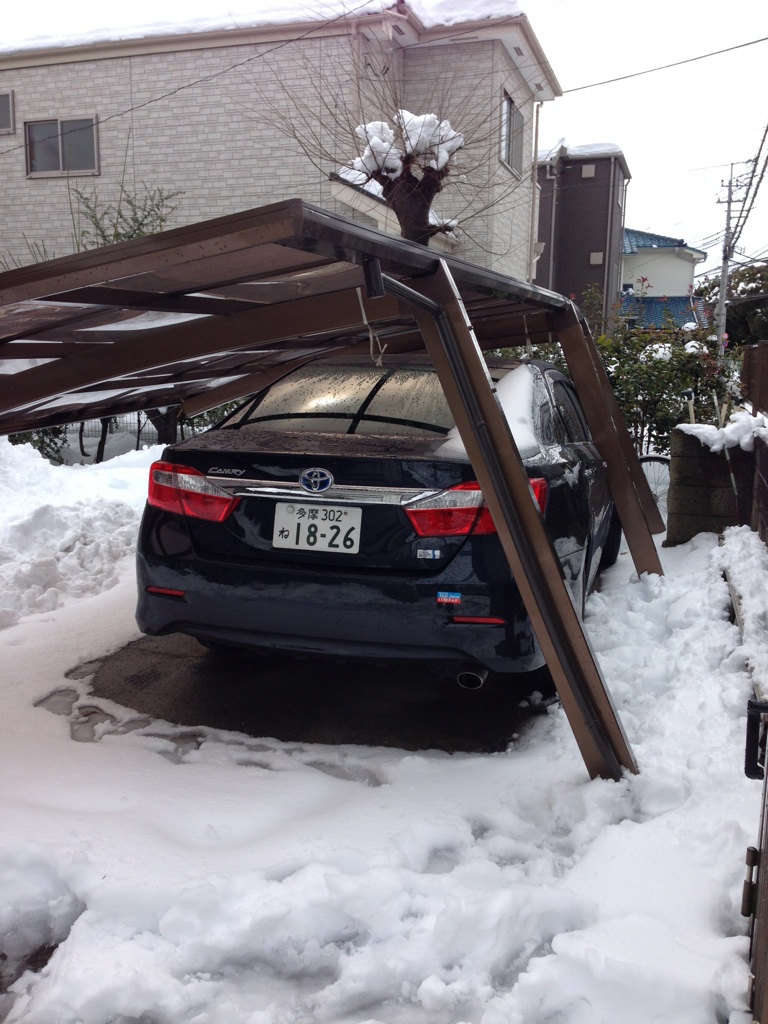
135, 355, 619, 685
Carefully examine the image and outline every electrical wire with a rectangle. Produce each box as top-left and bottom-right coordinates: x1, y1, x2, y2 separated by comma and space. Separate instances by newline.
730, 129, 768, 250
564, 36, 768, 94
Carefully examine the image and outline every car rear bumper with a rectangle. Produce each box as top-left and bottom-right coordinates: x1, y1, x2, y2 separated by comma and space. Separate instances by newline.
135, 553, 544, 673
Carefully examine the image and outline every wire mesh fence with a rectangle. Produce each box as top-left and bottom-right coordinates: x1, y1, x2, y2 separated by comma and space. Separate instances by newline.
78, 413, 159, 443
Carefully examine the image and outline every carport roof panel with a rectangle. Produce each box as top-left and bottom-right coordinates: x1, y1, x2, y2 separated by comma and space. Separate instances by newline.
0, 198, 569, 434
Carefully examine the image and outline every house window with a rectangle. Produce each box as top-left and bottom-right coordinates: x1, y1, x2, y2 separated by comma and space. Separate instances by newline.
500, 93, 524, 175
0, 91, 14, 134
25, 117, 99, 175
589, 251, 604, 265
581, 164, 595, 178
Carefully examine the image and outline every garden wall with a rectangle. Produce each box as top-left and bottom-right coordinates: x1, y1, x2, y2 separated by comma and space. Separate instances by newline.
665, 429, 754, 546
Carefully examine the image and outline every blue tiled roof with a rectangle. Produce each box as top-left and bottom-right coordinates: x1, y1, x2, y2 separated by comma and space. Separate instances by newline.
623, 228, 686, 255
619, 294, 711, 329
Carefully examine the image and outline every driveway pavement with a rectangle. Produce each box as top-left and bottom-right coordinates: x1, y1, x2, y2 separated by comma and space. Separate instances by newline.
74, 634, 544, 752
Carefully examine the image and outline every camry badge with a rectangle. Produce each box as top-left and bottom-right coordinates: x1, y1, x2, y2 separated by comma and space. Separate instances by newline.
299, 467, 334, 493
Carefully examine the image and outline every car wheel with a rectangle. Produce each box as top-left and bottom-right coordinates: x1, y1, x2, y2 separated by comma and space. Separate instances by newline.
599, 508, 622, 570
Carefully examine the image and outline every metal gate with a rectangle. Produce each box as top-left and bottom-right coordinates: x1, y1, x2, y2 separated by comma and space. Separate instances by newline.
744, 696, 768, 1021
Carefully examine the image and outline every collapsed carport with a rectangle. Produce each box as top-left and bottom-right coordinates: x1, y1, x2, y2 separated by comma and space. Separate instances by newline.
0, 198, 664, 781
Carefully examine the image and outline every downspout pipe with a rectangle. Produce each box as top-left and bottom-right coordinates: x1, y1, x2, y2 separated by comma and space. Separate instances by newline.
528, 102, 542, 284
603, 156, 616, 320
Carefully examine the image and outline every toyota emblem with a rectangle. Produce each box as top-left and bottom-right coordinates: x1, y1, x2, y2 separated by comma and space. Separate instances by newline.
299, 467, 334, 493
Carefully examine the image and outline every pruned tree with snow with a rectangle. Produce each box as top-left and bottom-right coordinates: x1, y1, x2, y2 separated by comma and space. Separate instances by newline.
248, 35, 530, 257
348, 111, 463, 245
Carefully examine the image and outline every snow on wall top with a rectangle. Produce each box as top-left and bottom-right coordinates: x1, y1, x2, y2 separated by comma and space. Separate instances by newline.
2, 0, 524, 55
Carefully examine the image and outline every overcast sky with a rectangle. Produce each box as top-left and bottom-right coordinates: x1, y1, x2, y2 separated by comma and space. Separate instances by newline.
4, 0, 766, 279
524, 0, 767, 278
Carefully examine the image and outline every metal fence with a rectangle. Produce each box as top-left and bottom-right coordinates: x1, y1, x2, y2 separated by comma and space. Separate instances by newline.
78, 413, 158, 443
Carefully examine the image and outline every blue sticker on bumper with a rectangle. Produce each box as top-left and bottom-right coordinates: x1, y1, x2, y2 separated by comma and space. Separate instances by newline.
436, 591, 462, 604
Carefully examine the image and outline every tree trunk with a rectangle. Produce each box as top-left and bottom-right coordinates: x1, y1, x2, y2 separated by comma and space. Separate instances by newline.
380, 164, 448, 246
146, 406, 181, 445
78, 421, 88, 458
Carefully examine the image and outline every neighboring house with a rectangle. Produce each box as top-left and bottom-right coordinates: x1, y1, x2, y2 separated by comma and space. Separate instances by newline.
620, 228, 709, 328
0, 3, 560, 281
533, 144, 710, 331
534, 142, 631, 324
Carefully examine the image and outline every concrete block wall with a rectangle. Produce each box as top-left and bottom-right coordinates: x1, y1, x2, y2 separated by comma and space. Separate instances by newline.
665, 429, 753, 546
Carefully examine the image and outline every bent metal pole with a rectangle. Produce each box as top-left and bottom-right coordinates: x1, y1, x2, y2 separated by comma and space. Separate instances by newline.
385, 260, 638, 781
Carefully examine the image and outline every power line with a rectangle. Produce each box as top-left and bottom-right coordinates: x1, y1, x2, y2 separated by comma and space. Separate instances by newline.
730, 129, 768, 249
564, 36, 768, 94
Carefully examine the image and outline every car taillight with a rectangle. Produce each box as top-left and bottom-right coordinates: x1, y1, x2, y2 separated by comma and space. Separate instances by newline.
404, 479, 547, 537
147, 461, 240, 523
529, 478, 548, 514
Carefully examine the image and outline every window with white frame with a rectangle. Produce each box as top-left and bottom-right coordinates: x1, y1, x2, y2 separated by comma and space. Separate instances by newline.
500, 92, 524, 175
0, 91, 14, 134
25, 116, 99, 175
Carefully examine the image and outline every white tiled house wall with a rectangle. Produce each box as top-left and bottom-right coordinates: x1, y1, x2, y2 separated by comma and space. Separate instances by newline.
0, 31, 535, 274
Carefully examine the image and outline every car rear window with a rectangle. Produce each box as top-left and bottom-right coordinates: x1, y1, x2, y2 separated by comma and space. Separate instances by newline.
223, 362, 536, 449
226, 365, 455, 436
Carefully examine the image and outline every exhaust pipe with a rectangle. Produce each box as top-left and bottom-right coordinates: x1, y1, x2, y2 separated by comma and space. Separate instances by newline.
456, 665, 489, 690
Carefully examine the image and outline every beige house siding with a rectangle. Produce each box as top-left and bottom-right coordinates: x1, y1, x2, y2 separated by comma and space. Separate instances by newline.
399, 39, 537, 279
0, 13, 557, 279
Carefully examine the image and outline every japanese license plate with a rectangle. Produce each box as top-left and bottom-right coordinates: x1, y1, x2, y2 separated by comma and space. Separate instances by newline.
272, 502, 362, 554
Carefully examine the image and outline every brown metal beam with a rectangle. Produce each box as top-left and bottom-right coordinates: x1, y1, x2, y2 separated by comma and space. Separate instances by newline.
0, 201, 314, 306
0, 289, 401, 421
402, 261, 638, 781
552, 307, 664, 576
43, 286, 250, 316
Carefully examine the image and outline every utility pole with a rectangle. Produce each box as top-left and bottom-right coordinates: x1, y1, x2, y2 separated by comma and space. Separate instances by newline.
714, 164, 734, 348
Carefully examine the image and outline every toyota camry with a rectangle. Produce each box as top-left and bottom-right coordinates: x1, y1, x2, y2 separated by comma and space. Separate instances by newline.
135, 355, 619, 685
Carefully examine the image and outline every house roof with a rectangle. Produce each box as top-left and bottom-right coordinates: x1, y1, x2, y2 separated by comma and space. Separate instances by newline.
0, 198, 572, 436
537, 142, 631, 180
1, 1, 561, 100
619, 294, 711, 329
1, 0, 517, 55
623, 228, 706, 261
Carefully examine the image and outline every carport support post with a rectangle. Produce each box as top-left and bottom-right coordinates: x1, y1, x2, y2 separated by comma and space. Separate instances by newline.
553, 306, 664, 577
396, 260, 637, 781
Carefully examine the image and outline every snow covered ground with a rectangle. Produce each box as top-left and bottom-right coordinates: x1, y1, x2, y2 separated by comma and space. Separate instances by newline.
0, 431, 766, 1023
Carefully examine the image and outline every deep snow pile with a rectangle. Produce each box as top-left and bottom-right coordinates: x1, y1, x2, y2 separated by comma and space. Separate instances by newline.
0, 438, 157, 627
0, 435, 765, 1023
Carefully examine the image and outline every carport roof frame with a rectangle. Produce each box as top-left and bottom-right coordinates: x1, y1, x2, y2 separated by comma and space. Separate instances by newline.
0, 197, 666, 780
0, 198, 570, 432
